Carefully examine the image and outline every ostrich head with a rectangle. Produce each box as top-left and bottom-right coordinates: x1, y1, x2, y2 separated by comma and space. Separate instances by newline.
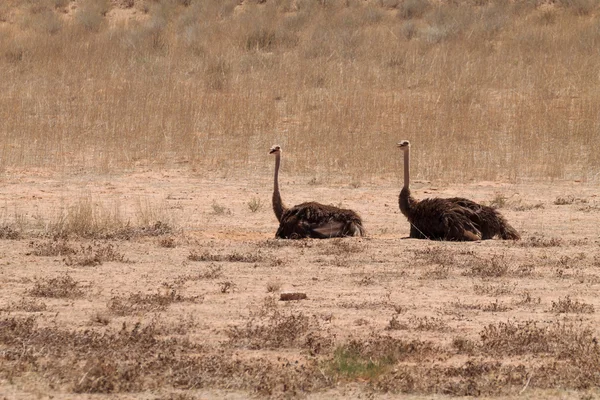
397, 140, 410, 151
269, 145, 282, 155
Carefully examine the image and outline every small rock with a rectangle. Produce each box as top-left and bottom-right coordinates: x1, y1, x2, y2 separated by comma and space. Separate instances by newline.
280, 292, 307, 301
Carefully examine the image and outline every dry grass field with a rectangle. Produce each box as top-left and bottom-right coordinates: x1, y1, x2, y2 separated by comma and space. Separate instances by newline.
1, 0, 600, 399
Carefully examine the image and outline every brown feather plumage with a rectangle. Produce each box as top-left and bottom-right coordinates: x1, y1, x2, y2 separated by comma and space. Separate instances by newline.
276, 201, 365, 239
397, 141, 520, 241
270, 145, 365, 239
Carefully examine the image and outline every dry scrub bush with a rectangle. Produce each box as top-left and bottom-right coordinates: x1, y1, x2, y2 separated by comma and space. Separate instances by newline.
480, 319, 597, 357
550, 296, 595, 314
0, 316, 330, 396
29, 275, 84, 298
227, 308, 316, 350
325, 335, 438, 380
0, 297, 47, 312
29, 238, 76, 256
50, 196, 175, 239
188, 250, 262, 263
107, 288, 202, 315
462, 255, 509, 278
64, 242, 129, 266
0, 2, 599, 182
0, 225, 21, 240
174, 264, 223, 284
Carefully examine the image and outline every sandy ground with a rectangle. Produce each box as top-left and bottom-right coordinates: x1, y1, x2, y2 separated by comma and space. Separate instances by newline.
1, 168, 600, 399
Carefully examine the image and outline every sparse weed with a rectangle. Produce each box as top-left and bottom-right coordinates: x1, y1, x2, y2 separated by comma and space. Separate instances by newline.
473, 282, 516, 296
323, 238, 366, 255
386, 315, 408, 330
489, 193, 508, 209
1, 297, 47, 312
247, 197, 263, 213
452, 337, 477, 354
266, 280, 281, 293
554, 195, 576, 205
480, 319, 597, 357
463, 255, 509, 278
29, 275, 84, 298
188, 250, 262, 263
356, 275, 376, 286
211, 201, 231, 215
158, 237, 176, 248
51, 196, 174, 239
517, 236, 563, 248
421, 264, 450, 279
408, 315, 448, 331
325, 346, 391, 380
398, 0, 430, 19
512, 201, 545, 211
219, 281, 237, 293
29, 238, 76, 256
413, 246, 455, 266
550, 296, 594, 314
64, 242, 128, 267
324, 336, 436, 382
514, 290, 541, 306
482, 300, 512, 312
107, 289, 202, 316
174, 264, 223, 284
90, 312, 111, 326
227, 309, 312, 349
0, 225, 21, 240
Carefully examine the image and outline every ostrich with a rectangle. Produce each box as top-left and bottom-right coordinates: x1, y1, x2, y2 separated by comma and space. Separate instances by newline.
269, 145, 365, 239
397, 140, 520, 241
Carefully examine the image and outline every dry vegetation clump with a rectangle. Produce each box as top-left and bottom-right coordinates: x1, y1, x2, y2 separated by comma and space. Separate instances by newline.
356, 275, 376, 286
481, 299, 512, 312
28, 275, 84, 298
514, 290, 541, 307
420, 264, 450, 279
158, 236, 176, 248
173, 264, 223, 284
0, 297, 47, 312
28, 238, 77, 256
409, 315, 449, 331
226, 308, 315, 350
188, 250, 262, 263
64, 242, 129, 266
29, 238, 128, 266
480, 319, 596, 357
266, 280, 281, 293
107, 288, 202, 316
386, 315, 409, 330
0, 225, 21, 240
473, 282, 516, 296
462, 255, 509, 278
550, 296, 595, 314
47, 196, 176, 240
247, 196, 263, 213
386, 315, 449, 331
517, 236, 564, 248
2, 313, 330, 397
320, 238, 367, 255
324, 335, 438, 381
218, 280, 237, 293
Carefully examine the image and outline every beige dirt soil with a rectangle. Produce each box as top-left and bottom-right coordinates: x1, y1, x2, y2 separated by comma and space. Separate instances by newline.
1, 169, 599, 399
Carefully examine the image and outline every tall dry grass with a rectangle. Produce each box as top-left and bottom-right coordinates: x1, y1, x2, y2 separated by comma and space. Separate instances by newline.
0, 0, 599, 183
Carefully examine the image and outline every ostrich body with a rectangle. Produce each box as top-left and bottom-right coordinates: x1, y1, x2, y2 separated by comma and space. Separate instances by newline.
269, 145, 365, 239
397, 140, 520, 241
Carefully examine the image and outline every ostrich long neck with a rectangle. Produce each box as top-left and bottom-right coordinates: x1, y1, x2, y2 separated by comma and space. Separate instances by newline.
399, 147, 416, 217
272, 153, 286, 222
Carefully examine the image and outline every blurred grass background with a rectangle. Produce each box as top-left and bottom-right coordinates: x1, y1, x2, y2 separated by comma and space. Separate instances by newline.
0, 0, 599, 183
